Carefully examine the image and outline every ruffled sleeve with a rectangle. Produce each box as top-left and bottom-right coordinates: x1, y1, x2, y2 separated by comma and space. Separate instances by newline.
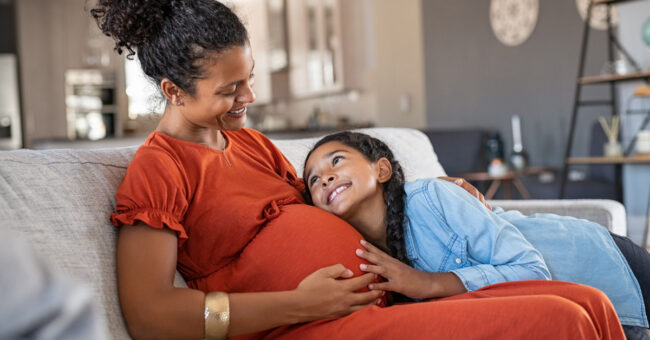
111, 147, 190, 240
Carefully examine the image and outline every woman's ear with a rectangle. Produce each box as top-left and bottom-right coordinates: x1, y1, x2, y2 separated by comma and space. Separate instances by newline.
376, 157, 393, 184
160, 78, 184, 106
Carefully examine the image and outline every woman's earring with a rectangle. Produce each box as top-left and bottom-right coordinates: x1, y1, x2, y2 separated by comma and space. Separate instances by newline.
176, 100, 182, 106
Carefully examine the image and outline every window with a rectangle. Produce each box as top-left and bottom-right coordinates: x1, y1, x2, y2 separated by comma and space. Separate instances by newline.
124, 57, 164, 119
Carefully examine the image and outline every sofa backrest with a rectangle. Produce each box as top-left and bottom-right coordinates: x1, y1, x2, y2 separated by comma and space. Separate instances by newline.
0, 127, 443, 339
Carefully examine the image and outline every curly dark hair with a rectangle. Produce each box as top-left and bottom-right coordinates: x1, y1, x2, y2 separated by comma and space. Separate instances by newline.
303, 131, 411, 267
90, 0, 248, 94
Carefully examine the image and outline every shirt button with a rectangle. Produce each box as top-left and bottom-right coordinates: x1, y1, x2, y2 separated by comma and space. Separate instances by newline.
455, 258, 462, 264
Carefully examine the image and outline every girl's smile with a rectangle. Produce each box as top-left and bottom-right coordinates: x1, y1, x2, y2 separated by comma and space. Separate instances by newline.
328, 183, 351, 204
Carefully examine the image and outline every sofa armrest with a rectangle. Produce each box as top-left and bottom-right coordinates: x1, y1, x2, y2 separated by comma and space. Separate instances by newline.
489, 199, 627, 236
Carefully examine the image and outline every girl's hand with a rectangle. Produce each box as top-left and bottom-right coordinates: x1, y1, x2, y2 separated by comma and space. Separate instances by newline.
439, 176, 492, 210
294, 264, 384, 321
355, 240, 436, 300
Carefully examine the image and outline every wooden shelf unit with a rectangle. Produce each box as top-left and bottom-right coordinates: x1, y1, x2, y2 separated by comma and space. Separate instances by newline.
567, 154, 650, 164
560, 0, 650, 200
579, 71, 650, 85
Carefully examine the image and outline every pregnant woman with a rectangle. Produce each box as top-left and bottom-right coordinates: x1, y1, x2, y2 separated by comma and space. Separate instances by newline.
94, 0, 625, 339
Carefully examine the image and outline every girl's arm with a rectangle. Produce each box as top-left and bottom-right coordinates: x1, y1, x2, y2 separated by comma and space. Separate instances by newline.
425, 180, 551, 291
118, 222, 383, 340
438, 176, 491, 210
359, 180, 548, 299
357, 240, 467, 299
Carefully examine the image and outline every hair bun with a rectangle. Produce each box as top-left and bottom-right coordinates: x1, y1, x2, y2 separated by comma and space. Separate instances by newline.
91, 0, 175, 57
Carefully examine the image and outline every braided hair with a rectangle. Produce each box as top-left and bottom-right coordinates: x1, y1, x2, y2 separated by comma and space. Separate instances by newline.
304, 132, 411, 266
90, 0, 248, 95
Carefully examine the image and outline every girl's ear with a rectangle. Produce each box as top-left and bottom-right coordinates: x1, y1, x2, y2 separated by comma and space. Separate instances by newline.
376, 157, 393, 184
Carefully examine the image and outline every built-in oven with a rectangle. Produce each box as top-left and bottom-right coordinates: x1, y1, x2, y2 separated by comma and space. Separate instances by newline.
0, 54, 22, 149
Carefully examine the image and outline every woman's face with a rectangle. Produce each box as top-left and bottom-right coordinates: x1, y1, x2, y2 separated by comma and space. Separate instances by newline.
304, 141, 385, 220
179, 43, 256, 131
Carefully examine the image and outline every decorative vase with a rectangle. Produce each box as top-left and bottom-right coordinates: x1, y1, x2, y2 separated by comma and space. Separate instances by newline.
485, 132, 504, 169
604, 141, 622, 157
636, 130, 650, 154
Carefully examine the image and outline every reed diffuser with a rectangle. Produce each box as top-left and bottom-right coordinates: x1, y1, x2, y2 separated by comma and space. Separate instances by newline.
599, 116, 622, 157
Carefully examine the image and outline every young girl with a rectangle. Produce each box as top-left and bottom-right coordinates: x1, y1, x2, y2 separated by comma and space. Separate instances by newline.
304, 131, 650, 338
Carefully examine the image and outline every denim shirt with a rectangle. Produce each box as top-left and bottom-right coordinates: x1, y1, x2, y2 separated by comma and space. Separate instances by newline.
403, 178, 647, 327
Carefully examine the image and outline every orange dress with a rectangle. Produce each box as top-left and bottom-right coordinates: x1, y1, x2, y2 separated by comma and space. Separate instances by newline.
112, 129, 624, 339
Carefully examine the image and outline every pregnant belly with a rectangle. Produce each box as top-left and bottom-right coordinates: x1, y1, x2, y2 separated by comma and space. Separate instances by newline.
197, 204, 371, 293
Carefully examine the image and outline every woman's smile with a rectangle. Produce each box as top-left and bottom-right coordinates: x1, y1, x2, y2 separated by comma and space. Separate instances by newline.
227, 106, 247, 118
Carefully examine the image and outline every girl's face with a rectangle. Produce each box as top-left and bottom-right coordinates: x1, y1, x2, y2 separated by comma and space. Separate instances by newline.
178, 43, 256, 131
304, 141, 388, 221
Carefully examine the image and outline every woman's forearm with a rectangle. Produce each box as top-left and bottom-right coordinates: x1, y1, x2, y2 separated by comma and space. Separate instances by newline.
229, 290, 313, 336
122, 286, 311, 340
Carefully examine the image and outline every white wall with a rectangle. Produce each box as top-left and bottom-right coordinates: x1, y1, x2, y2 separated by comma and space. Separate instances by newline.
369, 0, 426, 128
16, 0, 60, 144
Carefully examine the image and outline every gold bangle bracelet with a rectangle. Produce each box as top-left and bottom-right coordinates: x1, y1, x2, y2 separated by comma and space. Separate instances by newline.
204, 291, 230, 340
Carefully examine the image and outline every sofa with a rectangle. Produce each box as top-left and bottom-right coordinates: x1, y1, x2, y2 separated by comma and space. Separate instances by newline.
0, 127, 627, 339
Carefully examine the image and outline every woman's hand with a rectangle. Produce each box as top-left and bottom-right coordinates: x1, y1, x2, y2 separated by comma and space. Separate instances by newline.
294, 264, 384, 321
355, 240, 438, 300
439, 176, 492, 210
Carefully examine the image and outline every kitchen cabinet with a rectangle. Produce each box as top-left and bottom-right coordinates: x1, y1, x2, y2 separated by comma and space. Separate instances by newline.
65, 69, 118, 140
287, 0, 344, 97
231, 0, 369, 101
